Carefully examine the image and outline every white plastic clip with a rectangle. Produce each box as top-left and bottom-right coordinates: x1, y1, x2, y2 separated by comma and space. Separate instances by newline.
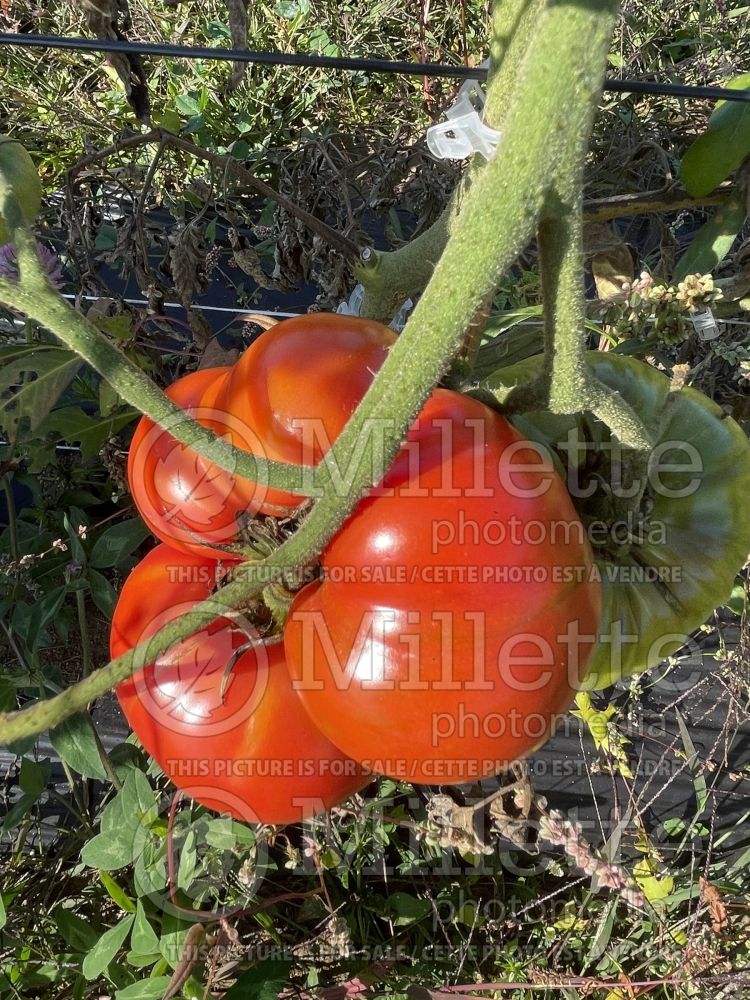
426, 60, 500, 162
336, 283, 364, 317
689, 307, 721, 342
336, 282, 414, 332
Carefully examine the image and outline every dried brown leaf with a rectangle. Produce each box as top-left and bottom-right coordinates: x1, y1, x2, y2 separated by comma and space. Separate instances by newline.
700, 877, 729, 935
488, 760, 546, 853
79, 0, 150, 122
198, 337, 239, 370
424, 793, 492, 855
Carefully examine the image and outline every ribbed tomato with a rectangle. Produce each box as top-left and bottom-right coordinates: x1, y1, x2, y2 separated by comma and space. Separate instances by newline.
283, 388, 601, 784
111, 544, 369, 824
127, 314, 396, 558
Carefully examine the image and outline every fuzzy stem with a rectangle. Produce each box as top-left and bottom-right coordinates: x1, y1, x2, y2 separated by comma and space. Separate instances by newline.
0, 0, 623, 742
356, 0, 546, 323
538, 211, 652, 449
0, 229, 307, 495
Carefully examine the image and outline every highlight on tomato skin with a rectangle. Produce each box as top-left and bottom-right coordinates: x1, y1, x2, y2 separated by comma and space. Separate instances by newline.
127, 314, 396, 559
127, 366, 263, 559
110, 543, 370, 826
283, 388, 602, 785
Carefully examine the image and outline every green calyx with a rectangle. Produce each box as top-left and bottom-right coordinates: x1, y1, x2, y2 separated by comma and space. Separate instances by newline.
482, 351, 750, 689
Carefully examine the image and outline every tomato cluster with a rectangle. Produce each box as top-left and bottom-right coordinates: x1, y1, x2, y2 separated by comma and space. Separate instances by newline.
120, 311, 750, 825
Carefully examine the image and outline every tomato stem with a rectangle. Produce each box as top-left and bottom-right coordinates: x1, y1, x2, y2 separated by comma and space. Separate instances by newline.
0, 227, 310, 497
0, 0, 629, 742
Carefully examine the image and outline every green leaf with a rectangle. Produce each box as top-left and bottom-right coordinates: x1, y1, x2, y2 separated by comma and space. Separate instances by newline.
115, 978, 172, 999
80, 832, 134, 872
176, 828, 197, 891
222, 959, 292, 1000
108, 742, 147, 781
19, 756, 51, 795
13, 584, 67, 650
1, 791, 38, 831
673, 193, 747, 281
125, 950, 161, 968
680, 73, 750, 196
675, 708, 708, 815
63, 511, 87, 565
36, 406, 138, 459
203, 817, 255, 851
384, 892, 431, 926
81, 771, 158, 871
0, 894, 5, 931
90, 519, 150, 569
633, 859, 674, 903
0, 674, 17, 713
53, 907, 100, 953
122, 768, 160, 826
99, 871, 137, 913
88, 568, 118, 619
275, 0, 303, 17
82, 913, 134, 980
99, 380, 120, 416
159, 911, 195, 968
175, 94, 201, 116
49, 712, 108, 780
0, 345, 82, 443
130, 900, 159, 955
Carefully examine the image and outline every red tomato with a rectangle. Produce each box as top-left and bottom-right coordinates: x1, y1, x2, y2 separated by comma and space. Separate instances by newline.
283, 389, 601, 785
127, 367, 261, 559
111, 544, 369, 824
127, 315, 396, 557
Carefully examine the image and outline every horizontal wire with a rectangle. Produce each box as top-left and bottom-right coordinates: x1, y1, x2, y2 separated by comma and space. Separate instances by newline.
1, 32, 750, 102
63, 293, 302, 317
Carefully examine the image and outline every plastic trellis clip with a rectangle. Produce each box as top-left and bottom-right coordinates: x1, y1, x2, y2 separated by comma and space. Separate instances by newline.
689, 306, 721, 342
426, 59, 501, 162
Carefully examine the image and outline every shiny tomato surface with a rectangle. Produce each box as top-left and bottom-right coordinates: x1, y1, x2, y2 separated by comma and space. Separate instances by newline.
111, 544, 368, 824
284, 389, 601, 785
128, 314, 396, 557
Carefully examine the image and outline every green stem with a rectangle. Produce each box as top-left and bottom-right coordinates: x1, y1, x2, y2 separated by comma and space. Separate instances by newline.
357, 0, 545, 323
537, 209, 653, 450
2, 475, 19, 563
91, 720, 123, 791
75, 589, 93, 678
0, 0, 626, 743
0, 229, 307, 496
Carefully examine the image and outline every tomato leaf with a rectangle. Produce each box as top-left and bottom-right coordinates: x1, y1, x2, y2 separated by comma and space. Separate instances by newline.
674, 193, 747, 281
82, 913, 134, 980
50, 712, 108, 780
90, 519, 150, 569
36, 405, 139, 459
680, 73, 750, 196
0, 345, 82, 444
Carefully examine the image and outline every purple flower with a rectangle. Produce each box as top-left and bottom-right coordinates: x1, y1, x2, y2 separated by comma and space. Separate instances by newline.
0, 241, 65, 289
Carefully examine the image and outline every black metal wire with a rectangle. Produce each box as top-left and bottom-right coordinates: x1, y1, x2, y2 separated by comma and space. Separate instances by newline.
1, 32, 750, 103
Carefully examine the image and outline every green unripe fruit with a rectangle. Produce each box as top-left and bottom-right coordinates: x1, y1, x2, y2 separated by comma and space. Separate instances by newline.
0, 135, 43, 243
